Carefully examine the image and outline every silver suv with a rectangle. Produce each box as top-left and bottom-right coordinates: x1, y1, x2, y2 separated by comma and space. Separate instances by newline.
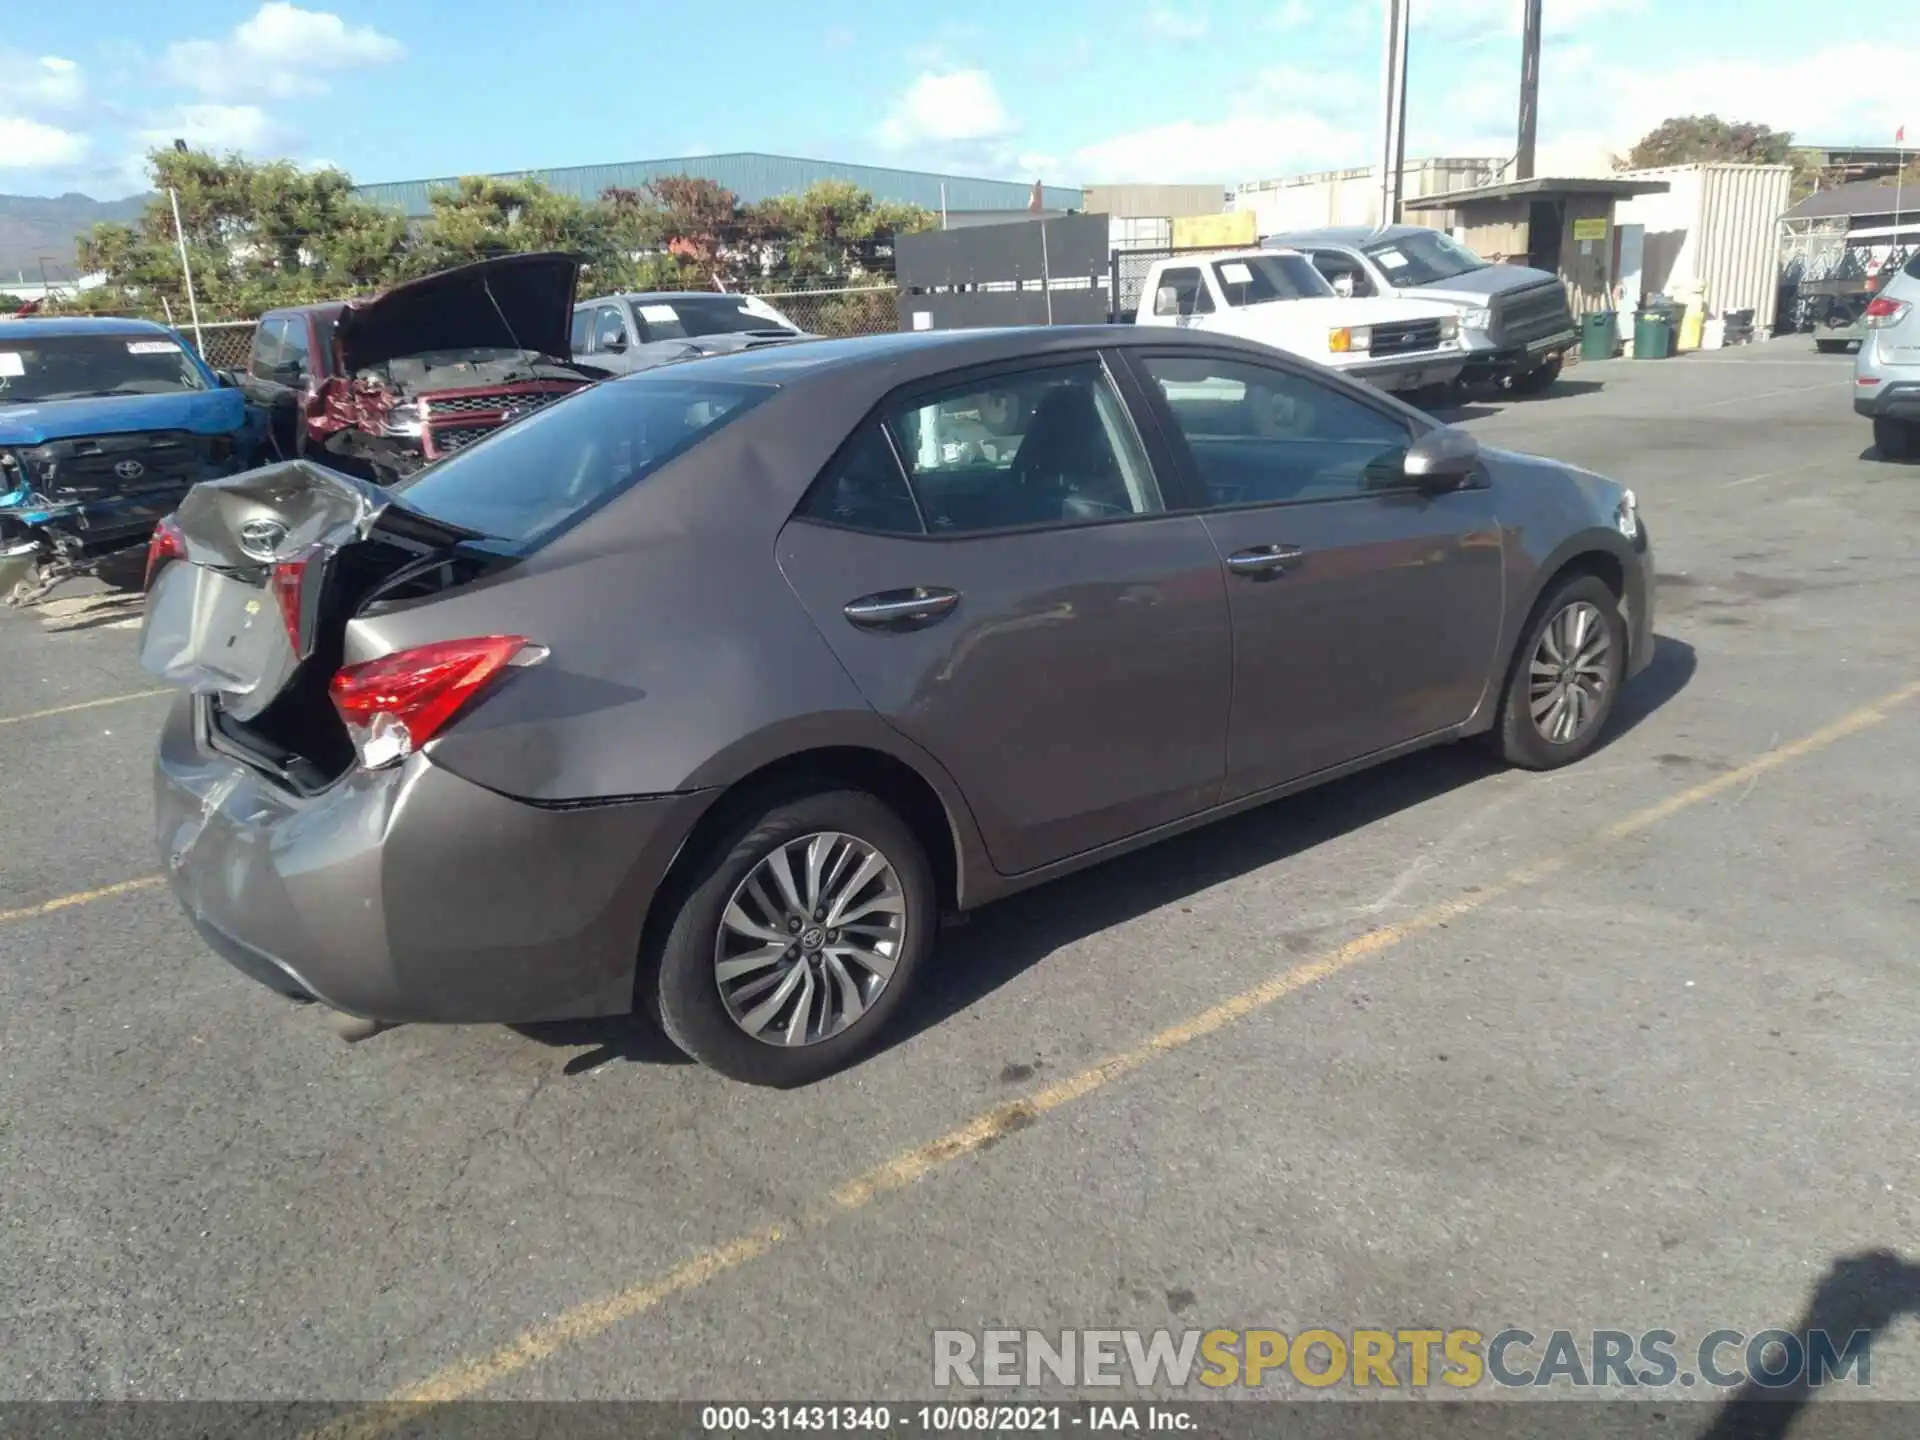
1855, 249, 1920, 461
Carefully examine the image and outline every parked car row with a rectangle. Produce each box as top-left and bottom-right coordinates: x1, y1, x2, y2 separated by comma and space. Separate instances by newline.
1, 256, 815, 601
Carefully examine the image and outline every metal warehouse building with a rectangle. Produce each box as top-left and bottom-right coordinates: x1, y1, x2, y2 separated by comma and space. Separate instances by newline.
353, 151, 1082, 224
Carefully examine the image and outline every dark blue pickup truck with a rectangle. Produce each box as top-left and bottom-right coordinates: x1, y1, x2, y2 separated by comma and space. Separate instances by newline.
0, 316, 260, 604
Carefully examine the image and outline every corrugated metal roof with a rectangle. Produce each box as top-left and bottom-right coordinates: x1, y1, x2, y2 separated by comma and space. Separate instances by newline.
1787, 179, 1917, 220
354, 152, 1082, 218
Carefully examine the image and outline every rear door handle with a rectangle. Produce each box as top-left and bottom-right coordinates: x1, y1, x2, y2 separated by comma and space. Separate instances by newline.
842, 587, 961, 629
1224, 545, 1305, 578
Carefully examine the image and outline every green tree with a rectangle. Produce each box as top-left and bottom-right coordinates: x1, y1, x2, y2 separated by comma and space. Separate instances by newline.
747, 180, 935, 286
1616, 115, 1795, 170
75, 146, 410, 317
408, 175, 618, 280
0, 291, 25, 311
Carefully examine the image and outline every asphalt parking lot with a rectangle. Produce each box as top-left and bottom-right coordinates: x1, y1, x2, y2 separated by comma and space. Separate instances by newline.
3, 337, 1918, 1425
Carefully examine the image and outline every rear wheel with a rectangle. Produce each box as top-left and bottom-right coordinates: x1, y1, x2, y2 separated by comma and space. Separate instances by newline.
1873, 417, 1919, 462
1487, 574, 1627, 771
1507, 355, 1563, 396
652, 788, 936, 1086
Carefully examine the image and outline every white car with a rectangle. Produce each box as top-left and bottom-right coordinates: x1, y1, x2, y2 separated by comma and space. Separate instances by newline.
1135, 248, 1464, 394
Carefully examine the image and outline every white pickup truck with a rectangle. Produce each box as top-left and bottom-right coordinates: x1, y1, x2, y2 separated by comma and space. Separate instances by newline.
1135, 248, 1465, 395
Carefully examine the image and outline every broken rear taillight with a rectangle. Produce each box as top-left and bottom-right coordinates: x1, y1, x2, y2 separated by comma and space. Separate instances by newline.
144, 516, 186, 589
329, 635, 534, 769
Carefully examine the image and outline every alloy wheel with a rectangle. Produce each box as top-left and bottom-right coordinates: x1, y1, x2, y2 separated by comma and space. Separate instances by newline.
1528, 600, 1612, 745
713, 831, 908, 1047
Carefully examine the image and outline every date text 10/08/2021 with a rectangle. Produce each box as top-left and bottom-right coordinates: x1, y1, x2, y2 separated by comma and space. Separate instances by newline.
700, 1405, 1195, 1432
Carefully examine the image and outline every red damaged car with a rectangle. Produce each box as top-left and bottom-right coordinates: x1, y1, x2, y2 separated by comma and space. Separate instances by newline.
239, 252, 605, 482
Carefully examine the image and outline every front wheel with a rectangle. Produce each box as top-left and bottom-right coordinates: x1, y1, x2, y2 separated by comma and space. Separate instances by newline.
1873, 417, 1919, 462
653, 789, 936, 1086
1488, 575, 1628, 770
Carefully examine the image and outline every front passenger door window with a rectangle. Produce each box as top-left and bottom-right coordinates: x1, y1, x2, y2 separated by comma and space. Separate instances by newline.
1137, 355, 1411, 507
886, 362, 1164, 533
1308, 251, 1376, 298
594, 306, 629, 353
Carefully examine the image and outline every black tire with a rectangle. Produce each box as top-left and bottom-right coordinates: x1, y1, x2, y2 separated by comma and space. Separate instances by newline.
1873, 417, 1919, 462
1507, 356, 1563, 396
1487, 574, 1628, 771
652, 788, 936, 1087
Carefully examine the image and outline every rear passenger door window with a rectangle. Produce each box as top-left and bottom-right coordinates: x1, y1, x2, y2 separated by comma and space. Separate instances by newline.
795, 425, 925, 535
883, 362, 1163, 534
1134, 354, 1412, 506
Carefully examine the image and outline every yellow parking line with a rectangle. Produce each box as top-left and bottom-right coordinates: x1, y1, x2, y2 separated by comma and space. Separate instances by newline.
0, 689, 171, 727
0, 875, 166, 927
304, 676, 1920, 1431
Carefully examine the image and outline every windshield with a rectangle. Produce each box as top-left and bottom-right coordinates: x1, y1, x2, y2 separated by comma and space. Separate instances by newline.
0, 332, 209, 404
1361, 230, 1491, 286
390, 374, 773, 548
1211, 254, 1334, 305
630, 296, 801, 343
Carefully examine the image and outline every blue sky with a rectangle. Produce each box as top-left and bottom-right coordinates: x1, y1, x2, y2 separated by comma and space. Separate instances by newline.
1, 0, 1912, 200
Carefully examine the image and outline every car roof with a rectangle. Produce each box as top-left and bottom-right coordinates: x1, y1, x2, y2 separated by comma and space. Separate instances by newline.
0, 315, 178, 338
607, 325, 1315, 389
1267, 225, 1421, 247
576, 292, 778, 307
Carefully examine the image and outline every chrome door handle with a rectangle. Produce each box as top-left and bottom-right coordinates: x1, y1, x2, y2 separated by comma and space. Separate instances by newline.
842, 587, 961, 629
1224, 545, 1304, 577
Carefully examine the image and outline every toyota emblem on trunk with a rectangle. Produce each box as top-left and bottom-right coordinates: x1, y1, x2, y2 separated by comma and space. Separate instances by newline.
238, 517, 289, 560
113, 459, 146, 480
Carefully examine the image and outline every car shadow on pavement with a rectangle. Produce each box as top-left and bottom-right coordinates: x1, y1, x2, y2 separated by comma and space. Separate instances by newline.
900, 631, 1694, 1051
520, 633, 1694, 1077
1695, 1249, 1920, 1440
1600, 633, 1696, 748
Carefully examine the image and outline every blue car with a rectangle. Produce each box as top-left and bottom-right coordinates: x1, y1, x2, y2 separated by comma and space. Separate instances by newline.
0, 316, 260, 604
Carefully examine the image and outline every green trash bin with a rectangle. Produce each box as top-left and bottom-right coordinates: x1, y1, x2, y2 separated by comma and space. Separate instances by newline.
1580, 310, 1618, 361
1634, 303, 1675, 360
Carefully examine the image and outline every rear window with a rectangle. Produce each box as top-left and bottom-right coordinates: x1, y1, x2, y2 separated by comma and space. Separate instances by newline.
632, 295, 800, 342
389, 374, 773, 548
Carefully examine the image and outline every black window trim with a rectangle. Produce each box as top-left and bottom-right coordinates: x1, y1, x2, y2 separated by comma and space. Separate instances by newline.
1111, 343, 1435, 515
786, 350, 1197, 542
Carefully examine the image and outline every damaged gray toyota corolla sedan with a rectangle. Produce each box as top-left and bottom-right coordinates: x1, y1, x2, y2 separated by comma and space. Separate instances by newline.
142, 326, 1654, 1087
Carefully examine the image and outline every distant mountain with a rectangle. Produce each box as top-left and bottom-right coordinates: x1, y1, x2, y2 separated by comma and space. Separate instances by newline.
0, 192, 152, 284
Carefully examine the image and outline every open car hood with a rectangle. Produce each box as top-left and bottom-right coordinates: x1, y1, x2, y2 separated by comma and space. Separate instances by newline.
334, 252, 581, 373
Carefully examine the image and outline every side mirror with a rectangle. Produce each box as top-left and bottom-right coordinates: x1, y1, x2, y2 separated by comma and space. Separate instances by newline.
1332, 273, 1356, 298
1152, 285, 1181, 317
602, 332, 628, 353
1403, 425, 1481, 489
213, 369, 240, 388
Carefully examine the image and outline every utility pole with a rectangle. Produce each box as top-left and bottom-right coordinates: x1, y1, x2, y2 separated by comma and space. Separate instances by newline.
1377, 0, 1411, 228
1516, 0, 1542, 181
167, 138, 205, 353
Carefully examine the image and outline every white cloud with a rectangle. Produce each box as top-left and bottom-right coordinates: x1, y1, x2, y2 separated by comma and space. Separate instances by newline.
0, 116, 89, 169
15, 55, 86, 111
1145, 4, 1209, 42
137, 103, 294, 155
824, 25, 856, 51
165, 2, 405, 100
1072, 111, 1365, 184
1268, 0, 1310, 28
877, 70, 1014, 149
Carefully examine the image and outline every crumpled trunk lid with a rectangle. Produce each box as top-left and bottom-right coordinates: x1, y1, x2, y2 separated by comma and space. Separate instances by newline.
140, 460, 483, 725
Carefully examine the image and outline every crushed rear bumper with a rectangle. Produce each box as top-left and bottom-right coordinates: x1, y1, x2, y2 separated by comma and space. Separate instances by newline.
154, 694, 714, 1024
